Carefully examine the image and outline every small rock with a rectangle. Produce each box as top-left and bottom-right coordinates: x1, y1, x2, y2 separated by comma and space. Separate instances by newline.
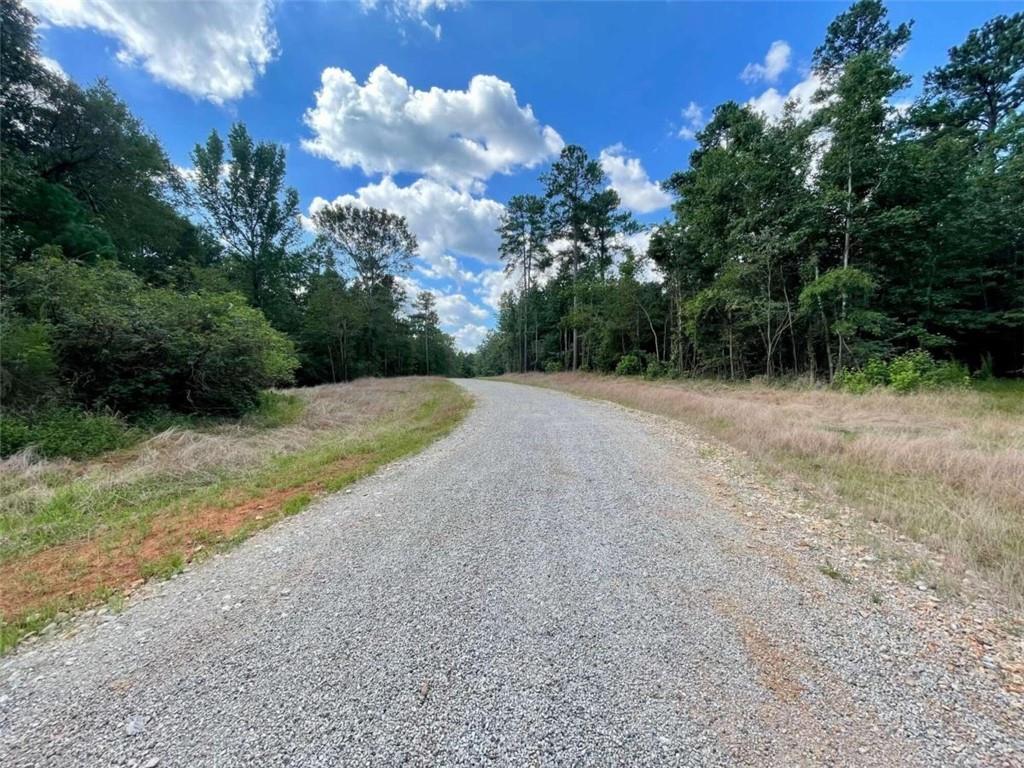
125, 716, 145, 736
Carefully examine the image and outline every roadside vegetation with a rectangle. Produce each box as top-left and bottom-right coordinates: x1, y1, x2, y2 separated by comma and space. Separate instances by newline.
1, 2, 472, 464
0, 378, 471, 653
475, 0, 1022, 603
505, 372, 1024, 602
475, 3, 1021, 388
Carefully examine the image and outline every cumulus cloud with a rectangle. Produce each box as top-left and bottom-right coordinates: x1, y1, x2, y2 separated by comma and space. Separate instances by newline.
452, 324, 489, 351
434, 292, 490, 327
598, 144, 671, 214
26, 0, 277, 104
678, 101, 705, 140
398, 275, 491, 351
746, 71, 823, 123
740, 40, 791, 84
308, 176, 504, 282
302, 65, 564, 188
475, 268, 518, 312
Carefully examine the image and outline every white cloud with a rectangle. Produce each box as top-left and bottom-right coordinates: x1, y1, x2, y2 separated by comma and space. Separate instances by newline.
434, 292, 490, 327
26, 0, 277, 104
360, 0, 466, 39
598, 144, 671, 214
39, 55, 66, 80
678, 101, 705, 140
740, 40, 791, 84
302, 65, 564, 187
397, 274, 491, 351
747, 71, 823, 123
452, 324, 489, 351
308, 176, 504, 282
476, 267, 517, 312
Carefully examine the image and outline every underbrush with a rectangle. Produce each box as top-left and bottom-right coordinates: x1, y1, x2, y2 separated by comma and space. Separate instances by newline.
0, 391, 304, 460
836, 350, 971, 394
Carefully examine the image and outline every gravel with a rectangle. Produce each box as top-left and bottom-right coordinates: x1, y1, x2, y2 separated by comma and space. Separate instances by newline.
1, 379, 1021, 766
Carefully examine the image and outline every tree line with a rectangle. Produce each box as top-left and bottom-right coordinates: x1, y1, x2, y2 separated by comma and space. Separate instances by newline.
0, 0, 469, 435
477, 0, 1023, 382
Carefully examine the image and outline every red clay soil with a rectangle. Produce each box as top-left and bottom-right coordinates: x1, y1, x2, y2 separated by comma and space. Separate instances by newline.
0, 454, 372, 623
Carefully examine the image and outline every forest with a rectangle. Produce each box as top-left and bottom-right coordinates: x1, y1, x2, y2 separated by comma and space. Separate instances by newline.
476, 2, 1023, 385
0, 0, 471, 455
1, 0, 1021, 459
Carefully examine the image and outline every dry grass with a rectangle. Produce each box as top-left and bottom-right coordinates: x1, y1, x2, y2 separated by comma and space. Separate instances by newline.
504, 373, 1024, 601
0, 377, 471, 651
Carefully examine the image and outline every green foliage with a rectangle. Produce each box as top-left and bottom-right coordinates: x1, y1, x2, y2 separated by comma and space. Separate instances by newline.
615, 354, 643, 376
0, 408, 132, 459
644, 359, 669, 380
543, 360, 563, 373
0, 316, 58, 407
10, 256, 298, 414
837, 350, 971, 394
190, 123, 304, 317
242, 392, 304, 429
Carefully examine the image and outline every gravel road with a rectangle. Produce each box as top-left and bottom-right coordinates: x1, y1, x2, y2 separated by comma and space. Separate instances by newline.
2, 380, 1021, 767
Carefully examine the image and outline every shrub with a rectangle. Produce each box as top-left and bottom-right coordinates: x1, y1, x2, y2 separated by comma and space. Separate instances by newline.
836, 369, 872, 394
543, 360, 563, 373
838, 350, 971, 394
0, 316, 59, 408
10, 256, 299, 415
0, 408, 133, 459
615, 354, 643, 376
644, 359, 668, 380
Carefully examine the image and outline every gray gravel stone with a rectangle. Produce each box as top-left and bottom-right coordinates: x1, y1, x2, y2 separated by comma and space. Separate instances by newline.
0, 380, 1020, 766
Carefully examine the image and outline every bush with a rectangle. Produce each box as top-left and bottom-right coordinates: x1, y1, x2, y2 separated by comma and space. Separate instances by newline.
0, 316, 59, 408
543, 360, 563, 373
615, 354, 643, 376
10, 256, 299, 415
644, 359, 668, 380
838, 350, 970, 394
0, 408, 133, 459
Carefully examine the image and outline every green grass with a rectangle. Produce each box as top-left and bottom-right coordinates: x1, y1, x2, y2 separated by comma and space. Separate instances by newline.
1, 379, 472, 654
972, 378, 1024, 414
0, 391, 305, 461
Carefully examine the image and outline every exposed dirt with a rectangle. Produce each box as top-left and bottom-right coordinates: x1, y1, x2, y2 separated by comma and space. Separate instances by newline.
0, 455, 371, 622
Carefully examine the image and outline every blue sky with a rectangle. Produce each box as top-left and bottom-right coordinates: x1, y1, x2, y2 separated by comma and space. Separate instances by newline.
28, 1, 1018, 349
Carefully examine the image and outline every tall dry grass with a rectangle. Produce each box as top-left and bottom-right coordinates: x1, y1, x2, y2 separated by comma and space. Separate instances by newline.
0, 378, 454, 561
505, 373, 1024, 600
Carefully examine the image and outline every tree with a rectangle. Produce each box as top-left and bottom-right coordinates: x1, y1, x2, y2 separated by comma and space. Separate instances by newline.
411, 291, 441, 375
312, 204, 419, 376
190, 123, 303, 315
0, 0, 61, 153
497, 193, 550, 372
542, 145, 605, 370
312, 204, 418, 289
9, 253, 297, 414
300, 269, 363, 383
810, 0, 913, 373
813, 0, 911, 79
925, 13, 1024, 135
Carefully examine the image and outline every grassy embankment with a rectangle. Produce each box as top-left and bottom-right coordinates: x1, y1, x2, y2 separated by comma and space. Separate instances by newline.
0, 378, 471, 652
503, 373, 1024, 601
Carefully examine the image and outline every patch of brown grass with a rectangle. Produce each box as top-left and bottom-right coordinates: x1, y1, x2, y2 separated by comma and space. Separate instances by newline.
0, 378, 471, 651
504, 373, 1024, 601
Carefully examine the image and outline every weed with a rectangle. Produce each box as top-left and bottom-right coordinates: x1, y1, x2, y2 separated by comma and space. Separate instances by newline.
140, 552, 185, 580
818, 561, 852, 584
